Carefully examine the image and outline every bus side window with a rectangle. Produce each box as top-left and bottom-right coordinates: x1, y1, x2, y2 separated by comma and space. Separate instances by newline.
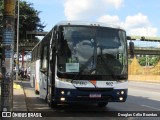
41, 46, 48, 72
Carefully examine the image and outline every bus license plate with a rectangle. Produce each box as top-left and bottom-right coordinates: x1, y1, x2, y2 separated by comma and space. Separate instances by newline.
89, 94, 101, 98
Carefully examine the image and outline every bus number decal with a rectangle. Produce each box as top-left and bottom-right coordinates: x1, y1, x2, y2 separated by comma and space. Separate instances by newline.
106, 81, 114, 87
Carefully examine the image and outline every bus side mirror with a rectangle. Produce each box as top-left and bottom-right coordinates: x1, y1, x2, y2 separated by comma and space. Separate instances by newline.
129, 41, 134, 58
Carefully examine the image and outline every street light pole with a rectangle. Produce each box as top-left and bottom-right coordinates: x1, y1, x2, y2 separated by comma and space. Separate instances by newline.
16, 0, 19, 81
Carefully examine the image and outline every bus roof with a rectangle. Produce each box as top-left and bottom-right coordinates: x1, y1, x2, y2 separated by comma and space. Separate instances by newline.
55, 21, 125, 30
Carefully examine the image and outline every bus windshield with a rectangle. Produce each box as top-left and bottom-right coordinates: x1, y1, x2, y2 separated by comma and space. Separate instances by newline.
57, 26, 127, 77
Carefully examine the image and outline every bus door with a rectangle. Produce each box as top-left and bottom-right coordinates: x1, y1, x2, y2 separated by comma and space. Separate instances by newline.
40, 45, 49, 99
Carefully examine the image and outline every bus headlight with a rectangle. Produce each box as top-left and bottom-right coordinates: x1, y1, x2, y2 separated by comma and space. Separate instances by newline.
121, 91, 124, 95
119, 97, 123, 101
60, 97, 66, 101
117, 91, 125, 95
61, 91, 65, 95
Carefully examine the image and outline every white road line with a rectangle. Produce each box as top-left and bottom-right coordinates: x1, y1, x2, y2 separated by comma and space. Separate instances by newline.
141, 105, 160, 111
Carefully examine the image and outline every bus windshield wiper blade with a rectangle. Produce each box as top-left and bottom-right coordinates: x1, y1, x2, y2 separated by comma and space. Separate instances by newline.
100, 55, 117, 79
98, 47, 117, 79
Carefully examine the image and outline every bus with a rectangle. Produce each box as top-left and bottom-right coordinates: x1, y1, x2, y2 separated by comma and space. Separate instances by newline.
31, 21, 128, 107
30, 41, 41, 94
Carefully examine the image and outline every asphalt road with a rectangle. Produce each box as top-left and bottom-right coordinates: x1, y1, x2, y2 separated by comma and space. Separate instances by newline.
21, 80, 160, 119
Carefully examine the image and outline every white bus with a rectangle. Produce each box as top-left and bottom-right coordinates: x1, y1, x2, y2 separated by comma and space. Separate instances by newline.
31, 21, 128, 107
30, 41, 41, 94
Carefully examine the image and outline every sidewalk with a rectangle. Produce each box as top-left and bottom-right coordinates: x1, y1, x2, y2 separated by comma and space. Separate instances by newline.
13, 80, 27, 111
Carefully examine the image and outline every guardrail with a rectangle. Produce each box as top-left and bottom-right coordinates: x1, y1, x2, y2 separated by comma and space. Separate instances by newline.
128, 47, 160, 55
135, 47, 160, 50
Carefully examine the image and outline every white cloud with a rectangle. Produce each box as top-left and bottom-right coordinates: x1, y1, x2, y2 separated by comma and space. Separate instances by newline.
124, 13, 157, 36
105, 0, 124, 9
63, 0, 124, 20
97, 15, 124, 28
97, 13, 158, 36
63, 0, 158, 37
128, 27, 157, 36
97, 15, 120, 24
124, 13, 150, 29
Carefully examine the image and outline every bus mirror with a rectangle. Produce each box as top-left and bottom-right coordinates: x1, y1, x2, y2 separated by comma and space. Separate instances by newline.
129, 41, 134, 58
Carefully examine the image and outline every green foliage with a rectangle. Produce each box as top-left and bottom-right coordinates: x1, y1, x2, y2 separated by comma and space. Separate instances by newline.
16, 0, 45, 40
150, 56, 160, 66
0, 0, 3, 11
138, 56, 160, 66
0, 0, 45, 41
138, 57, 146, 66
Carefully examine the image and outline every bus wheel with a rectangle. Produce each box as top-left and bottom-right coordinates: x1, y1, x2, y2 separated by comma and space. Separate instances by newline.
47, 93, 57, 108
49, 101, 57, 108
98, 102, 108, 107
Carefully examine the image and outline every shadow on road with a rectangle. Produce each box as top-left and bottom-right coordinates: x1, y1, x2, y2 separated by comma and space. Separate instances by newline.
13, 80, 160, 118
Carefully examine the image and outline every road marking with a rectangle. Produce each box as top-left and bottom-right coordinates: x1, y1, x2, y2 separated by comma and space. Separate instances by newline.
141, 105, 160, 111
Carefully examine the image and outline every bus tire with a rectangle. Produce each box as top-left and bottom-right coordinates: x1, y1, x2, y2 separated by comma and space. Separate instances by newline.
98, 102, 108, 107
49, 101, 57, 108
47, 92, 57, 108
48, 98, 57, 108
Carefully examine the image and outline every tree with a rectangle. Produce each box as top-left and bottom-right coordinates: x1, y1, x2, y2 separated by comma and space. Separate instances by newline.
138, 57, 146, 66
138, 56, 160, 66
15, 0, 45, 41
150, 56, 160, 66
0, 0, 45, 43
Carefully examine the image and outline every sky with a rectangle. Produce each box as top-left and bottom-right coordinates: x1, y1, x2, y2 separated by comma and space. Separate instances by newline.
24, 0, 160, 37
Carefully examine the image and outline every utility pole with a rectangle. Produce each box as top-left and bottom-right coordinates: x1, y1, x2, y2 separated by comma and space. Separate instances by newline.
16, 0, 19, 81
1, 0, 15, 111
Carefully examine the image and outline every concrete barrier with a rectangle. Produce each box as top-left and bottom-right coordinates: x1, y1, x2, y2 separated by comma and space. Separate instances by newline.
128, 75, 160, 83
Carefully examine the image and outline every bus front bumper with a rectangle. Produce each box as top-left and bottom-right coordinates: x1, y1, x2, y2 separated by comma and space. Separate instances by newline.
54, 88, 128, 104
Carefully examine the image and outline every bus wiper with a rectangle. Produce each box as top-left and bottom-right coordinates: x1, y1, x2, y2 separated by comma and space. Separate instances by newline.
98, 47, 117, 79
